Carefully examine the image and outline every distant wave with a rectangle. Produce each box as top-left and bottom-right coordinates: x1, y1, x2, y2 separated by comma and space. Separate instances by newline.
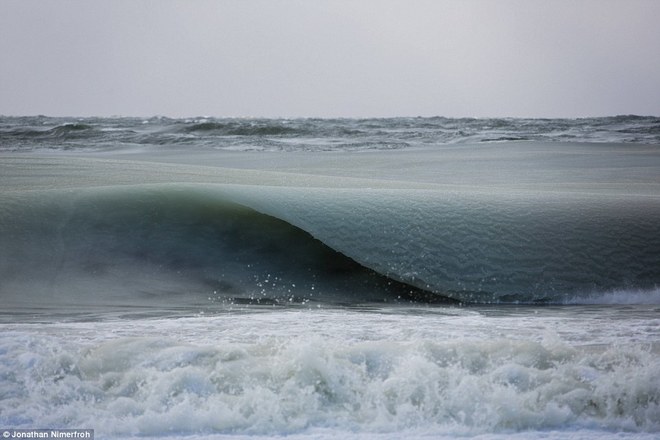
181, 121, 302, 136
0, 122, 101, 148
1, 115, 659, 152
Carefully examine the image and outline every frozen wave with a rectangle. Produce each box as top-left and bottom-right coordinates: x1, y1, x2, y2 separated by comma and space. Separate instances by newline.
1, 181, 659, 307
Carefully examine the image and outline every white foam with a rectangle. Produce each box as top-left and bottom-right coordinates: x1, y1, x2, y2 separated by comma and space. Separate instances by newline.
1, 307, 659, 438
564, 287, 660, 305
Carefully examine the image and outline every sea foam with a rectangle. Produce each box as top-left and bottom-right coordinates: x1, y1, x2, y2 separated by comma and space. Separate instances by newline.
1, 310, 659, 437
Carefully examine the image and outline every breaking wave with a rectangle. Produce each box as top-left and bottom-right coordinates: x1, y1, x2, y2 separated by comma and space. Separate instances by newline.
2, 183, 659, 311
1, 325, 659, 436
0, 186, 441, 313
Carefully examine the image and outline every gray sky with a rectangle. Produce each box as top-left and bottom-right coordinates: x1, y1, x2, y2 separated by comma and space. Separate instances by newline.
1, 0, 659, 118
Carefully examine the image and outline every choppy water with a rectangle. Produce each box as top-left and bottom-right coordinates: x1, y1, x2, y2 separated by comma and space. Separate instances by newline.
1, 116, 659, 439
2, 305, 660, 440
1, 115, 659, 152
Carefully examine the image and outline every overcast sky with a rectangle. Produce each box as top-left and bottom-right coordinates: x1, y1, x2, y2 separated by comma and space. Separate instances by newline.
1, 0, 659, 118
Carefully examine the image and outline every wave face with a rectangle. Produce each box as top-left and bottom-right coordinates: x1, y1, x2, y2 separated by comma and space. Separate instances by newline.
0, 186, 441, 313
2, 182, 659, 309
242, 187, 660, 303
2, 115, 659, 152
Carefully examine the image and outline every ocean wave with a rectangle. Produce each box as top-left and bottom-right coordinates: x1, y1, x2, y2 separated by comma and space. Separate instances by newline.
48, 122, 95, 134
0, 121, 106, 151
2, 182, 659, 308
0, 186, 440, 312
181, 120, 303, 136
1, 116, 659, 152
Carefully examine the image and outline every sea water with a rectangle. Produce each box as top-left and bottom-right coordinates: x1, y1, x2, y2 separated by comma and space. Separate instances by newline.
1, 116, 659, 439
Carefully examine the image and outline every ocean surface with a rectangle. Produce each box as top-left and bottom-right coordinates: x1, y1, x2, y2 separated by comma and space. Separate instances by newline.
1, 115, 660, 439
